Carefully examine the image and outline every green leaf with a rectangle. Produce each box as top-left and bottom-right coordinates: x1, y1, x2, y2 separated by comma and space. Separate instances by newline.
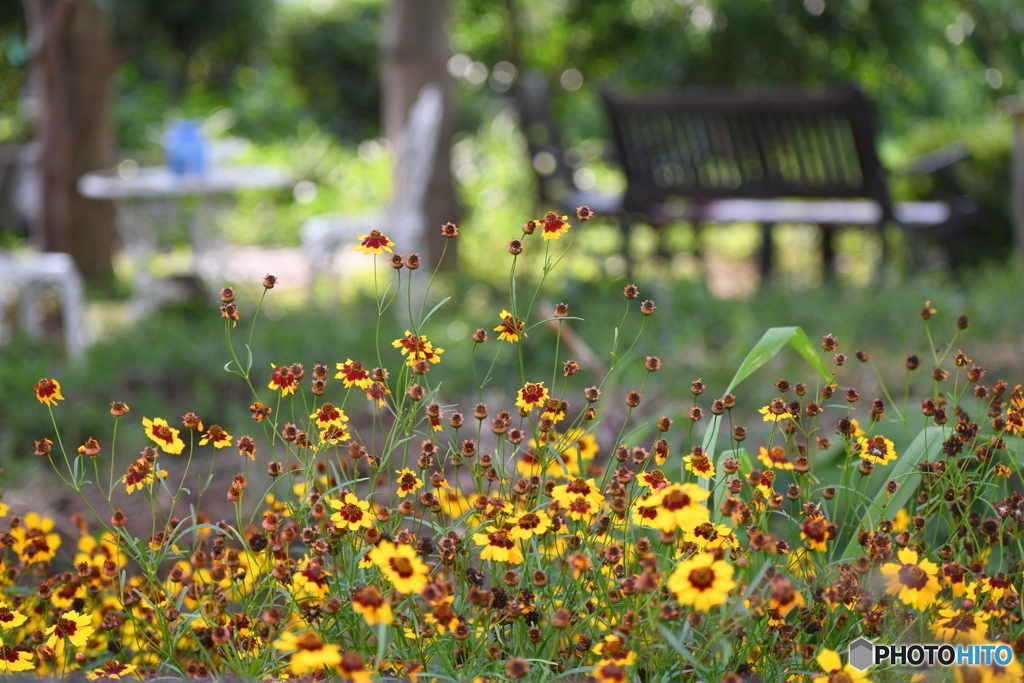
704, 327, 832, 477
837, 426, 945, 560
420, 296, 452, 327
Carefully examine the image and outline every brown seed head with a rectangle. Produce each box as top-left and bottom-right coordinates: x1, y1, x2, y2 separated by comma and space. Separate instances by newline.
263, 274, 277, 289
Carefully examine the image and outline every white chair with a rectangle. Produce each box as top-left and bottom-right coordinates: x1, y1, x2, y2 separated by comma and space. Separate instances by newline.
302, 83, 444, 302
0, 250, 86, 358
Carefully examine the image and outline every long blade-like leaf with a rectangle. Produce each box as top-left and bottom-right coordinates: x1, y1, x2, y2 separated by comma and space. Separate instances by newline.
837, 426, 944, 560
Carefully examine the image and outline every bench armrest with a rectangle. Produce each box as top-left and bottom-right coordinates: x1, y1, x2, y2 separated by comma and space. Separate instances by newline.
904, 141, 970, 177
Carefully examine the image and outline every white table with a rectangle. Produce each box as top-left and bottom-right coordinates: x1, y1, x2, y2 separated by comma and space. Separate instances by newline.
78, 164, 293, 313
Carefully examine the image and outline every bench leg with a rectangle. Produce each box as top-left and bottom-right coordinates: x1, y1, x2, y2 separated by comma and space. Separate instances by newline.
821, 224, 837, 280
759, 222, 775, 280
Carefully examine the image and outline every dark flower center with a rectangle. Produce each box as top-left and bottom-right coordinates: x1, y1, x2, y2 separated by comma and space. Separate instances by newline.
689, 567, 715, 590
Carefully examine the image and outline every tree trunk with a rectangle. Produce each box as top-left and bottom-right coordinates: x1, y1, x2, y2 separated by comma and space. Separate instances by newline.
380, 0, 459, 268
24, 0, 116, 282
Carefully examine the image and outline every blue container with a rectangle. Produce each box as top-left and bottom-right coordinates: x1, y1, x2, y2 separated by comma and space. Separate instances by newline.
165, 120, 207, 177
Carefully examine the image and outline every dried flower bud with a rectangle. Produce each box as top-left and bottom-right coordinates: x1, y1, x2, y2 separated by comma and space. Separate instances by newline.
406, 253, 421, 270
263, 274, 278, 289
220, 287, 235, 303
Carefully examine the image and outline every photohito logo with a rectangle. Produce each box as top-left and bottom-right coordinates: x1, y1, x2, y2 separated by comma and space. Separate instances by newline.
847, 638, 1015, 671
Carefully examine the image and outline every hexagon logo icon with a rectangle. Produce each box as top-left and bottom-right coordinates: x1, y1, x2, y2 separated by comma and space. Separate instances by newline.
848, 638, 874, 671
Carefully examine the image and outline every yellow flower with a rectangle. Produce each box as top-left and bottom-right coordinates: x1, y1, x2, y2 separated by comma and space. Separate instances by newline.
199, 424, 232, 449
0, 604, 27, 630
34, 378, 64, 406
668, 553, 735, 611
329, 493, 373, 532
355, 229, 393, 255
682, 521, 738, 549
857, 435, 897, 464
800, 513, 831, 552
509, 510, 553, 541
121, 456, 167, 495
46, 609, 94, 649
759, 398, 794, 422
880, 547, 941, 609
642, 483, 710, 534
351, 586, 393, 626
142, 416, 185, 455
813, 649, 873, 683
292, 558, 332, 600
87, 661, 137, 681
495, 310, 527, 342
683, 448, 715, 479
538, 212, 570, 240
0, 639, 33, 673
310, 403, 348, 430
757, 445, 794, 470
334, 360, 371, 389
392, 331, 444, 366
551, 478, 605, 509
369, 542, 429, 594
473, 527, 524, 564
10, 512, 62, 563
395, 468, 424, 497
268, 363, 297, 396
273, 630, 341, 675
930, 607, 989, 643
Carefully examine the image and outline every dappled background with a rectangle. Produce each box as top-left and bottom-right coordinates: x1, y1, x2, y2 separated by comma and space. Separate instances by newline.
1, 0, 1024, 497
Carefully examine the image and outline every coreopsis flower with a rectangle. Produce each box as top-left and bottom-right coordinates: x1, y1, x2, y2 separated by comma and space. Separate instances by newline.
757, 445, 794, 470
34, 438, 53, 457
351, 586, 393, 626
591, 662, 629, 683
337, 651, 372, 683
237, 436, 256, 460
392, 331, 444, 366
269, 364, 297, 396
637, 469, 669, 490
395, 468, 424, 497
856, 435, 897, 465
273, 630, 342, 675
759, 398, 794, 422
355, 230, 394, 255
87, 661, 137, 681
0, 604, 27, 630
538, 212, 570, 240
593, 634, 636, 666
11, 512, 61, 563
495, 310, 527, 342
683, 448, 715, 479
800, 513, 831, 552
250, 402, 272, 421
311, 403, 348, 430
977, 573, 1017, 602
46, 609, 94, 649
813, 649, 873, 683
364, 381, 391, 407
929, 607, 990, 643
34, 378, 64, 405
78, 437, 101, 457
0, 639, 33, 673
516, 382, 549, 412
293, 558, 332, 600
122, 457, 167, 495
220, 303, 240, 327
473, 526, 524, 563
881, 548, 941, 609
142, 417, 186, 455
335, 360, 371, 389
329, 494, 373, 531
509, 510, 553, 541
683, 521, 739, 549
642, 483, 711, 533
668, 553, 736, 611
369, 541, 430, 593
199, 425, 232, 449
552, 478, 605, 509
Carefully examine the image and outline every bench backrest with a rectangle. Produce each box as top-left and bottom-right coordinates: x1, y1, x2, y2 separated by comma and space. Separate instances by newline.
602, 85, 895, 221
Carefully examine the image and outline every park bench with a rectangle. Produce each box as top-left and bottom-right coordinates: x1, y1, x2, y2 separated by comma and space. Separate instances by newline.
601, 85, 978, 276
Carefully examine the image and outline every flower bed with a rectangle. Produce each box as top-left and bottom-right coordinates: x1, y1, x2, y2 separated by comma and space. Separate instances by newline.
12, 210, 1024, 682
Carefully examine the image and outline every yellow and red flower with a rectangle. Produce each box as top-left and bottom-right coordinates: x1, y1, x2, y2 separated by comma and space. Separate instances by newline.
11, 512, 62, 563
683, 448, 716, 479
668, 553, 735, 611
46, 609, 94, 649
199, 425, 232, 449
880, 547, 941, 609
813, 649, 873, 683
122, 457, 168, 495
334, 359, 372, 389
473, 526, 524, 563
395, 468, 424, 497
509, 510, 553, 541
142, 416, 185, 455
273, 630, 341, 675
329, 493, 373, 531
856, 435, 897, 464
757, 445, 794, 470
930, 607, 989, 643
0, 639, 33, 673
640, 483, 710, 533
392, 331, 444, 366
34, 378, 64, 406
355, 229, 394, 255
759, 398, 795, 422
0, 604, 27, 630
369, 541, 430, 593
538, 212, 570, 240
269, 364, 297, 396
516, 382, 549, 412
87, 661, 137, 681
351, 585, 393, 626
311, 403, 348, 430
495, 310, 527, 343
